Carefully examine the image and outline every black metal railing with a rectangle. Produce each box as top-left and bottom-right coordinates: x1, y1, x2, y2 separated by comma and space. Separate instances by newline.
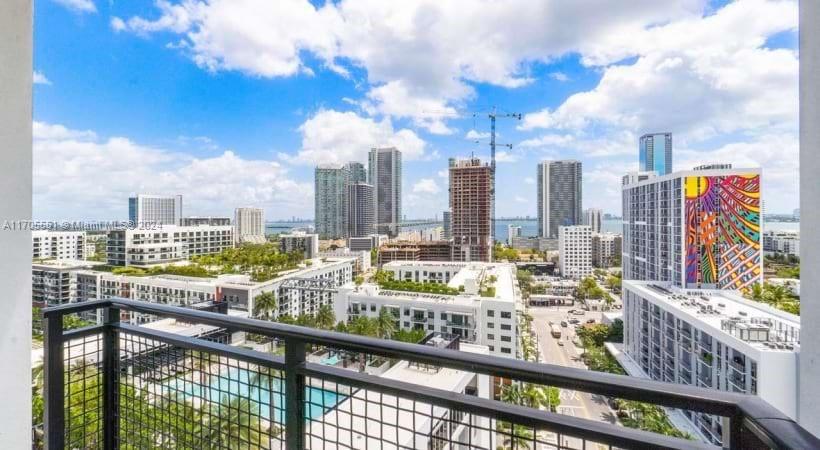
40, 298, 819, 450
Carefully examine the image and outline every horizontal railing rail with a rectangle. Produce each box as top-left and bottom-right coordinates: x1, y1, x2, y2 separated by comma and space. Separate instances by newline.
41, 298, 820, 450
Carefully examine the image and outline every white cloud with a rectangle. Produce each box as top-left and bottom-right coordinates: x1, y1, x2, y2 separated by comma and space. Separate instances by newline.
549, 72, 569, 82
110, 17, 127, 32
518, 133, 575, 149
437, 169, 449, 179
495, 151, 518, 163
285, 109, 426, 165
523, 177, 535, 185
412, 178, 440, 195
52, 0, 96, 13
514, 195, 528, 204
116, 0, 703, 131
33, 121, 311, 220
33, 71, 52, 85
465, 129, 490, 140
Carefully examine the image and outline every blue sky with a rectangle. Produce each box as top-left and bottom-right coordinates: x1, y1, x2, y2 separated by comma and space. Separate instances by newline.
33, 0, 799, 220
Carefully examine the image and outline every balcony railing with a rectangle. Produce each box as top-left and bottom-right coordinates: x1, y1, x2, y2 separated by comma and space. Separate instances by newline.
40, 298, 819, 450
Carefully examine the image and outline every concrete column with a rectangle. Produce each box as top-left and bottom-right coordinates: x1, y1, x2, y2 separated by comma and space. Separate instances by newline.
799, 0, 820, 438
0, 0, 32, 447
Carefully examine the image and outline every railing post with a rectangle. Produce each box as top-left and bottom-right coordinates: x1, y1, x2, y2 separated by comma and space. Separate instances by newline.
103, 306, 121, 449
43, 311, 65, 450
285, 339, 306, 450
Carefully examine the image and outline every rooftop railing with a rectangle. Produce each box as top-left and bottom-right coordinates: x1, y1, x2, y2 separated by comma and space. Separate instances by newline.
40, 298, 819, 450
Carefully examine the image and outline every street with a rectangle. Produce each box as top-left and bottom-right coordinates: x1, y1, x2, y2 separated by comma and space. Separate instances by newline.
528, 305, 620, 448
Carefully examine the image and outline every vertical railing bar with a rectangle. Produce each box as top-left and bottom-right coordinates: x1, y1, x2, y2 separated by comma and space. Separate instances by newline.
285, 339, 306, 450
103, 306, 121, 449
43, 311, 65, 450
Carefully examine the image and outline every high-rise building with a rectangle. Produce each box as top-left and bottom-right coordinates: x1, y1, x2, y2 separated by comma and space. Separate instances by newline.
591, 232, 622, 268
346, 161, 367, 183
347, 182, 375, 238
315, 165, 349, 239
234, 207, 265, 244
558, 225, 592, 279
639, 132, 673, 175
442, 210, 452, 240
368, 147, 402, 237
128, 194, 183, 226
622, 166, 762, 290
537, 160, 582, 239
507, 225, 522, 246
450, 157, 493, 262
583, 208, 602, 234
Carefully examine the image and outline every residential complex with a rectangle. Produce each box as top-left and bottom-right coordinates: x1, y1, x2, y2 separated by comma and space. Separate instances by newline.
449, 157, 493, 262
621, 281, 799, 444
592, 232, 623, 268
584, 208, 602, 234
128, 194, 183, 226
346, 161, 367, 183
106, 225, 234, 266
180, 216, 231, 227
32, 259, 101, 307
369, 147, 402, 237
334, 261, 522, 358
621, 166, 762, 290
507, 224, 522, 246
348, 234, 388, 252
639, 132, 673, 175
314, 165, 350, 239
279, 232, 320, 260
762, 230, 799, 259
347, 182, 375, 238
234, 207, 265, 244
537, 160, 583, 239
510, 236, 558, 252
32, 230, 86, 260
558, 225, 592, 279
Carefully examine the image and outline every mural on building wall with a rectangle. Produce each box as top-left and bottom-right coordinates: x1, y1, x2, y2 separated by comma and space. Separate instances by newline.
685, 174, 761, 290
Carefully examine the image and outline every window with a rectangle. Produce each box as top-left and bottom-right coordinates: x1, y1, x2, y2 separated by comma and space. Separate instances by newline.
404, 321, 410, 328
487, 310, 495, 317
487, 334, 495, 340
489, 346, 494, 352
500, 324, 511, 331
501, 311, 512, 319
370, 304, 376, 312
501, 335, 511, 342
441, 312, 447, 320
487, 322, 494, 329
428, 324, 434, 331
404, 308, 409, 316
501, 347, 511, 354
428, 311, 434, 319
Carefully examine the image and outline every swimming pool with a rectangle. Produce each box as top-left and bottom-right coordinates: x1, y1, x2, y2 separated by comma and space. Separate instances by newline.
164, 367, 343, 422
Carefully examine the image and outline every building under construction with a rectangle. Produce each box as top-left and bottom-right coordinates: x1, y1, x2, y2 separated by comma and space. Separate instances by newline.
377, 241, 452, 266
449, 157, 493, 262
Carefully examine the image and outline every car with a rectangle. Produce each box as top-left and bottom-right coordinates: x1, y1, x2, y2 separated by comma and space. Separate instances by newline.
586, 319, 596, 324
568, 318, 580, 324
560, 321, 568, 327
557, 341, 565, 346
572, 310, 586, 316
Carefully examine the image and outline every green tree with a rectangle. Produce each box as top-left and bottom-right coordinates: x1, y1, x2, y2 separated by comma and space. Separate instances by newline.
577, 324, 610, 347
253, 292, 277, 320
315, 304, 336, 330
375, 307, 397, 339
201, 395, 272, 449
392, 328, 426, 343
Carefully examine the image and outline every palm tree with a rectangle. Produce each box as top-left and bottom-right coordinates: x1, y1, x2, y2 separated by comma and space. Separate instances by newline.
521, 383, 546, 409
203, 395, 271, 449
500, 383, 522, 405
375, 307, 397, 339
253, 292, 277, 320
498, 421, 535, 450
315, 304, 336, 330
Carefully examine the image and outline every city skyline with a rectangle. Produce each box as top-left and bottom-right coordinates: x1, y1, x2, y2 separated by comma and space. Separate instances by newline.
33, 1, 799, 221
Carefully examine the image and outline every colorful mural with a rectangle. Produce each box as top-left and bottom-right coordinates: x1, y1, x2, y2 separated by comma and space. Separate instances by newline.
685, 174, 761, 290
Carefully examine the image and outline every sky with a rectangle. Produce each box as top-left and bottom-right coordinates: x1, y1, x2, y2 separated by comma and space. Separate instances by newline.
33, 0, 799, 221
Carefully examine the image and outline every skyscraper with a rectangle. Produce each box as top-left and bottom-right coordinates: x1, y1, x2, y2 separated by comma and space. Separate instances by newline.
234, 207, 265, 244
537, 160, 582, 239
583, 208, 602, 234
128, 194, 182, 226
346, 161, 367, 183
621, 166, 762, 290
347, 182, 375, 238
450, 157, 493, 262
368, 147, 402, 237
314, 165, 349, 239
639, 132, 673, 175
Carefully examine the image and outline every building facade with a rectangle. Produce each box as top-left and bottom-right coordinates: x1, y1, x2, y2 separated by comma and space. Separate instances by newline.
592, 232, 622, 268
537, 160, 582, 239
348, 234, 388, 252
347, 182, 375, 238
107, 225, 234, 266
32, 230, 86, 260
583, 208, 602, 234
558, 225, 592, 279
377, 241, 452, 266
442, 210, 452, 240
368, 147, 402, 237
639, 132, 673, 175
346, 161, 367, 183
507, 225, 522, 246
762, 230, 800, 259
622, 281, 799, 444
621, 167, 762, 290
180, 217, 232, 227
449, 158, 493, 262
279, 232, 319, 260
128, 194, 183, 226
315, 165, 349, 239
233, 207, 265, 244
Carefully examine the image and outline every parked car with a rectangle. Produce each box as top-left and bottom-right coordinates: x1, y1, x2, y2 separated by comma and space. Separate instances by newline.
586, 319, 596, 324
569, 318, 580, 324
572, 310, 586, 316
557, 341, 565, 346
560, 320, 568, 327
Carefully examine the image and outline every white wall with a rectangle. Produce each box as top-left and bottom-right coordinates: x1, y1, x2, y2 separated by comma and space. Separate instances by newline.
799, 0, 820, 437
0, 0, 32, 446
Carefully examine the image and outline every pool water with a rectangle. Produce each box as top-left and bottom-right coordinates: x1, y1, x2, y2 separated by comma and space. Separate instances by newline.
164, 367, 343, 422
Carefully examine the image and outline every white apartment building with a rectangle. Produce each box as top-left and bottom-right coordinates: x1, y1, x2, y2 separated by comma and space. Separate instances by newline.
234, 207, 265, 244
621, 280, 799, 444
507, 225, 522, 246
762, 230, 799, 258
106, 225, 234, 266
348, 234, 388, 252
32, 230, 86, 260
583, 208, 602, 234
334, 261, 522, 358
591, 232, 622, 268
32, 259, 103, 306
128, 194, 183, 226
558, 225, 592, 279
279, 232, 319, 260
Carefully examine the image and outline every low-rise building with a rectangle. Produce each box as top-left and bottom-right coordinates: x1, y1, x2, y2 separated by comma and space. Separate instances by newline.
334, 261, 522, 358
762, 230, 799, 259
621, 280, 799, 445
32, 259, 103, 307
107, 225, 234, 266
32, 230, 86, 260
558, 225, 592, 279
279, 232, 319, 260
510, 236, 557, 252
180, 216, 232, 227
348, 234, 388, 252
